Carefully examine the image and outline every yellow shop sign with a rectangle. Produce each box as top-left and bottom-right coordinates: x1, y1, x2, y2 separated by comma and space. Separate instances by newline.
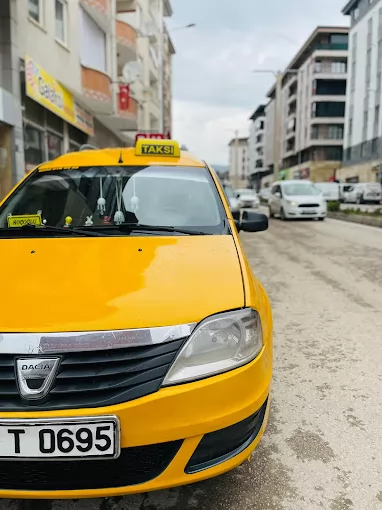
25, 55, 94, 136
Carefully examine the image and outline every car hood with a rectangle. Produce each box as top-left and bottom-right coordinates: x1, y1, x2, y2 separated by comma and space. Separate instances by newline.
0, 235, 244, 333
284, 195, 323, 204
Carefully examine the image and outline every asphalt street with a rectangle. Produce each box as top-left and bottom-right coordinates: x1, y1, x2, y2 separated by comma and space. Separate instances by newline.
1, 216, 382, 510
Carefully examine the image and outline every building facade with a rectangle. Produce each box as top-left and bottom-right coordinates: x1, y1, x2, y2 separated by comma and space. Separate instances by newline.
280, 26, 349, 182
248, 105, 266, 190
228, 137, 249, 188
341, 0, 382, 184
0, 0, 174, 198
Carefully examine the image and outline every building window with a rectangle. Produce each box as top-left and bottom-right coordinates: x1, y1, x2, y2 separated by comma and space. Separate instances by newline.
328, 125, 344, 139
363, 111, 369, 141
331, 61, 347, 73
28, 0, 43, 24
47, 132, 63, 161
24, 124, 45, 166
374, 105, 380, 138
55, 0, 67, 44
353, 7, 360, 22
80, 8, 107, 73
367, 17, 373, 48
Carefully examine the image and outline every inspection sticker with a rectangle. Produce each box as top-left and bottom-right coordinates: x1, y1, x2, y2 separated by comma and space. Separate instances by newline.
8, 214, 42, 228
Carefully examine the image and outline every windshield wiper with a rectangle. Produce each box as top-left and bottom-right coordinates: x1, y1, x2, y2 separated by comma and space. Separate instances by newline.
20, 224, 101, 237
101, 223, 207, 236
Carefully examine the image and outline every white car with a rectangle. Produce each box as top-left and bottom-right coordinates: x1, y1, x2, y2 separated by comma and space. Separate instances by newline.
344, 183, 382, 204
258, 188, 271, 202
314, 182, 340, 201
236, 189, 260, 208
268, 180, 327, 221
221, 182, 241, 219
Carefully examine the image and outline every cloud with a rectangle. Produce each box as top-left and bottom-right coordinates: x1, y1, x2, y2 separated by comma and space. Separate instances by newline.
173, 100, 249, 164
168, 0, 349, 163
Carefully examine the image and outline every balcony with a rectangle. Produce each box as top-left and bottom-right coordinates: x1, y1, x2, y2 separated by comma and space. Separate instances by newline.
311, 117, 345, 125
286, 130, 296, 141
116, 20, 137, 64
312, 94, 346, 102
288, 93, 297, 105
315, 43, 348, 51
80, 0, 110, 32
99, 93, 138, 137
81, 66, 112, 114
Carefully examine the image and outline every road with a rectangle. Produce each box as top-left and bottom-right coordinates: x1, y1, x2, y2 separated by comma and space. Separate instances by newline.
1, 217, 382, 510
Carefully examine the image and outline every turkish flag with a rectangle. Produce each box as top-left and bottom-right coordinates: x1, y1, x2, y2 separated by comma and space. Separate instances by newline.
119, 84, 130, 110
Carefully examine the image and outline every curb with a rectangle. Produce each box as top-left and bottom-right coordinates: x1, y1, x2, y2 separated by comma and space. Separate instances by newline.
328, 212, 382, 228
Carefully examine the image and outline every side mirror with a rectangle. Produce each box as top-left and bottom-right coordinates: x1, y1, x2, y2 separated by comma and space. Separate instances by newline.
274, 192, 281, 198
236, 211, 268, 233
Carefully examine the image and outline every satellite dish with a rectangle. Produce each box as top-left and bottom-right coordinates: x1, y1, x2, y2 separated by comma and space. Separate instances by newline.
122, 61, 141, 83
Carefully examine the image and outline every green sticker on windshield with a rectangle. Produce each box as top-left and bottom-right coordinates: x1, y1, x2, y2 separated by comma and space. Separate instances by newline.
7, 214, 42, 228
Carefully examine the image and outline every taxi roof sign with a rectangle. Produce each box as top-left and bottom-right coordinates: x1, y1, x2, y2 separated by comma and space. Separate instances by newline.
135, 139, 181, 158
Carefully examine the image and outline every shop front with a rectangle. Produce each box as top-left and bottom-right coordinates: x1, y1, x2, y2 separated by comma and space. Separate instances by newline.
22, 56, 94, 172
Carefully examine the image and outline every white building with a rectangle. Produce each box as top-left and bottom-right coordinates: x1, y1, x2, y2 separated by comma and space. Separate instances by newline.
264, 26, 349, 183
248, 105, 266, 190
228, 137, 249, 188
0, 0, 174, 196
340, 0, 382, 184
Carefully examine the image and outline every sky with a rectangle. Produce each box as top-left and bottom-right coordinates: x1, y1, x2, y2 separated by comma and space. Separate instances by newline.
167, 0, 349, 165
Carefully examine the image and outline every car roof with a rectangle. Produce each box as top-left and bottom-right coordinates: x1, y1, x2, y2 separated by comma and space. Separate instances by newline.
38, 147, 206, 171
273, 180, 313, 185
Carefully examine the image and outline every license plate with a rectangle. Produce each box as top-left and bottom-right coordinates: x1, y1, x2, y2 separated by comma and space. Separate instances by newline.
302, 209, 316, 214
0, 416, 120, 460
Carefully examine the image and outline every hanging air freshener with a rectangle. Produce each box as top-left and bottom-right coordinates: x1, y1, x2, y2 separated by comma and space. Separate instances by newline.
85, 215, 93, 226
114, 175, 125, 225
97, 177, 106, 215
131, 177, 139, 213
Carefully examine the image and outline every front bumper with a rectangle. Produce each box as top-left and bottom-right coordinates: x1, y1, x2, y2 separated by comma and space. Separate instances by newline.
0, 345, 271, 499
284, 205, 327, 219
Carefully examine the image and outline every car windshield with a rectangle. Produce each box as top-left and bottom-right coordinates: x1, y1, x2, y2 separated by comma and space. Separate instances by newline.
283, 183, 321, 196
0, 165, 226, 236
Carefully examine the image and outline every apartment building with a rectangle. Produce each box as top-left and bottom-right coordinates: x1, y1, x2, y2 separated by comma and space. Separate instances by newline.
163, 25, 175, 137
248, 104, 266, 190
119, 0, 173, 135
0, 0, 174, 196
340, 0, 382, 184
264, 26, 349, 183
228, 137, 249, 188
263, 98, 275, 187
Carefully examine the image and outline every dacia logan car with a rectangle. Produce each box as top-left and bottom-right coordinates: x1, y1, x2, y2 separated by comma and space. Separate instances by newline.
0, 139, 272, 499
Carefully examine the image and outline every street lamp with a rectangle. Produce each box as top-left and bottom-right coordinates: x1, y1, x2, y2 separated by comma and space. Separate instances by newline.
252, 68, 299, 180
159, 22, 196, 133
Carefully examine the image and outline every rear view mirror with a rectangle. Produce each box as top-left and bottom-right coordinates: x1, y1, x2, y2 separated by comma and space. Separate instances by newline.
236, 211, 268, 233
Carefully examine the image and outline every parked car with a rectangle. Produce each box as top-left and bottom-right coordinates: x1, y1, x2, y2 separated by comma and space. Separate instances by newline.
344, 182, 382, 204
258, 188, 271, 203
221, 182, 241, 218
339, 183, 354, 203
314, 182, 340, 202
268, 180, 327, 221
236, 189, 260, 208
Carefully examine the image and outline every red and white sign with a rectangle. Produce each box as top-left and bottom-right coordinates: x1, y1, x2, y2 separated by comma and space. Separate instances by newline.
135, 132, 171, 142
119, 84, 130, 111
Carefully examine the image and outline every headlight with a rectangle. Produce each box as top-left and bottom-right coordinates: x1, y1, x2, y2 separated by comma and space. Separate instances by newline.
286, 200, 297, 207
162, 308, 263, 386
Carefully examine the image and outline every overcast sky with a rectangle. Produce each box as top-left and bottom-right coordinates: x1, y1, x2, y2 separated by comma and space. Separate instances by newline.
167, 0, 349, 165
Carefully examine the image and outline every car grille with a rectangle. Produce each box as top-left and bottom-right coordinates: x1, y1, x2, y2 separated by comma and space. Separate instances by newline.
0, 338, 185, 411
298, 203, 319, 208
0, 441, 183, 491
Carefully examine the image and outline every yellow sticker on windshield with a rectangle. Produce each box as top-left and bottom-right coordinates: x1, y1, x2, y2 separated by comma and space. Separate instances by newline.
7, 214, 42, 228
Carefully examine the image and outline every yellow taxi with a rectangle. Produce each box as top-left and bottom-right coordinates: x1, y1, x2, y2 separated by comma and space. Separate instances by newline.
0, 139, 272, 499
